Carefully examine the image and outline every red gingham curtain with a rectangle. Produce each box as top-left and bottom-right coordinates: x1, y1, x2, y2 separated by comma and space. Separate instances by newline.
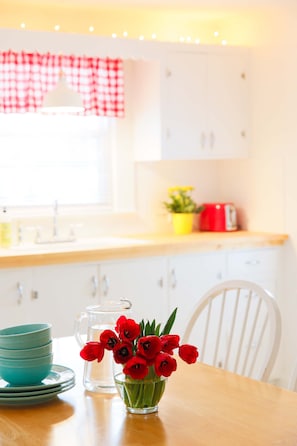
0, 50, 125, 117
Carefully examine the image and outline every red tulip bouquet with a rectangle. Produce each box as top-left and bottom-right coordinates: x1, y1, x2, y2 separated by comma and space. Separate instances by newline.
80, 308, 199, 413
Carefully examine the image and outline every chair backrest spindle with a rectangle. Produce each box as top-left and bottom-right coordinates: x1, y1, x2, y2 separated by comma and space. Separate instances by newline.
182, 280, 281, 382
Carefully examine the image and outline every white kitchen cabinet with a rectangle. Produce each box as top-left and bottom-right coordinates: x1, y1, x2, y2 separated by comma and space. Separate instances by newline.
168, 252, 226, 336
0, 268, 31, 329
29, 264, 99, 338
99, 257, 169, 325
226, 247, 281, 297
0, 246, 282, 340
133, 48, 249, 161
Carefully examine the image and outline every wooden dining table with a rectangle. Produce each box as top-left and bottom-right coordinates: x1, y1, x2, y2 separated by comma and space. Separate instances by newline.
0, 336, 297, 446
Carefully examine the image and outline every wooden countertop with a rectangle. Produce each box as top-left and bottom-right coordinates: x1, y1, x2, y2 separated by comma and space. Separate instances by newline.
0, 336, 296, 446
0, 231, 288, 268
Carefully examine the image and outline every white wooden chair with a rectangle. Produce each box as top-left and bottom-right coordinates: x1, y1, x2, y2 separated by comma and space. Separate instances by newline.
182, 280, 281, 382
288, 361, 297, 392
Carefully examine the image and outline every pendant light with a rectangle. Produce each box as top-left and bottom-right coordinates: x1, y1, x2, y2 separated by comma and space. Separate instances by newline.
41, 71, 84, 114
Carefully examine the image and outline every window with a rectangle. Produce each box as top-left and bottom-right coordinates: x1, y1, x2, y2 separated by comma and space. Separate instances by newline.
0, 113, 114, 208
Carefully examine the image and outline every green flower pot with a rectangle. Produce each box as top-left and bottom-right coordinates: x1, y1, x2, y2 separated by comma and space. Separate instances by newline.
114, 369, 167, 414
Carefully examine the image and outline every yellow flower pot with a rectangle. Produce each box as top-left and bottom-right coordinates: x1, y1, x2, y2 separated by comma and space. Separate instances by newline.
172, 213, 194, 235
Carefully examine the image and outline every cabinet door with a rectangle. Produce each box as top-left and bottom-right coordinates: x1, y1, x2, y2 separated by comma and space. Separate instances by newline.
0, 268, 31, 328
168, 252, 226, 336
207, 52, 249, 158
30, 264, 99, 337
99, 257, 168, 325
227, 248, 280, 296
161, 52, 207, 160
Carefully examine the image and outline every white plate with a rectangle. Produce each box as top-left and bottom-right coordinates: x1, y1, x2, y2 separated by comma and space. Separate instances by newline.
0, 380, 75, 406
0, 364, 75, 393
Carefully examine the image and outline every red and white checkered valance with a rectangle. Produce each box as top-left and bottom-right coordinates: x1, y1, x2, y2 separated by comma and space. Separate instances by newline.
0, 50, 125, 117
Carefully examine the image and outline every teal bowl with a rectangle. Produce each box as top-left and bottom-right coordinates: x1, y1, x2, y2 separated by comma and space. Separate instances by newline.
0, 323, 52, 350
0, 340, 52, 359
0, 354, 53, 385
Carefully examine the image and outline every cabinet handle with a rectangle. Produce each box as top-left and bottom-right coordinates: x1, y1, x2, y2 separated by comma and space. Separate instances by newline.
170, 269, 177, 289
166, 128, 171, 140
16, 282, 23, 305
165, 68, 172, 78
31, 290, 39, 300
91, 275, 98, 298
157, 277, 164, 288
102, 275, 110, 296
245, 260, 260, 265
209, 131, 215, 149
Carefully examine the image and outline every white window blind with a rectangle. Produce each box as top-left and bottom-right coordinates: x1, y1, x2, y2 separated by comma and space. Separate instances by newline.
0, 113, 113, 207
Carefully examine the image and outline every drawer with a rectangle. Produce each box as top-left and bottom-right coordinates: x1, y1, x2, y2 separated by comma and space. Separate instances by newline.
227, 248, 279, 277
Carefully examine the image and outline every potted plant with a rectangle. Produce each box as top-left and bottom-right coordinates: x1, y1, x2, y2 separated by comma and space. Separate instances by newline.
163, 186, 204, 234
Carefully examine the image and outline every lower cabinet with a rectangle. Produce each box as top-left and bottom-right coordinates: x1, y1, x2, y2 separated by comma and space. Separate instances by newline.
99, 257, 168, 325
0, 264, 99, 337
29, 264, 99, 337
0, 268, 31, 328
0, 246, 283, 338
226, 247, 281, 297
168, 252, 226, 336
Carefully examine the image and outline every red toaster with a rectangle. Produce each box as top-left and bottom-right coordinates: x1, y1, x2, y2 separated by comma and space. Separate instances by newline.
199, 203, 237, 232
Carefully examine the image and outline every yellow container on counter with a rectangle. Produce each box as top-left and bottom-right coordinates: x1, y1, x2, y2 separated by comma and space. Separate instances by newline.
0, 207, 12, 248
172, 213, 194, 235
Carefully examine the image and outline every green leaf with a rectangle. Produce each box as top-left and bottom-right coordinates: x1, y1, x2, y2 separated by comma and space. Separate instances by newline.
160, 307, 177, 335
155, 323, 161, 337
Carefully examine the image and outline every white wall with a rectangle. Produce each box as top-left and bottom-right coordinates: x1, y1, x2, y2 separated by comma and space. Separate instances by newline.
218, 7, 297, 387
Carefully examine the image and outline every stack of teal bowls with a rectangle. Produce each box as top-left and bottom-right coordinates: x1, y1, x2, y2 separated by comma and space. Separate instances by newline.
0, 323, 53, 385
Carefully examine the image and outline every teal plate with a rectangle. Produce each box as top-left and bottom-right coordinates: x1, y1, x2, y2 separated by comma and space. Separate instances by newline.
0, 380, 75, 406
0, 378, 75, 398
0, 364, 75, 393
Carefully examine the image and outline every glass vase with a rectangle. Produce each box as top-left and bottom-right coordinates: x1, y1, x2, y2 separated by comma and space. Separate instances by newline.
114, 368, 167, 414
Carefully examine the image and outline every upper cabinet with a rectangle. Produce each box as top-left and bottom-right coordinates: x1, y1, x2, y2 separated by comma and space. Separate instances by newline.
133, 47, 250, 161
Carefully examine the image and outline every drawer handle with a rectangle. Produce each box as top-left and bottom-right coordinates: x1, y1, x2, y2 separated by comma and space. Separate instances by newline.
245, 260, 260, 265
91, 275, 98, 298
17, 282, 23, 305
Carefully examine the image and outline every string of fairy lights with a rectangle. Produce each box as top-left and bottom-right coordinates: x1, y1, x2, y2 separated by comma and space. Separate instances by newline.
19, 22, 228, 46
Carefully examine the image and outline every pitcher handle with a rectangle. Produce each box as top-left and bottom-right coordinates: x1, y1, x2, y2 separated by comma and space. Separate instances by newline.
120, 298, 132, 309
74, 311, 87, 347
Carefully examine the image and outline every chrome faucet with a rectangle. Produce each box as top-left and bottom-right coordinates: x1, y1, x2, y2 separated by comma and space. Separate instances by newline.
53, 200, 59, 238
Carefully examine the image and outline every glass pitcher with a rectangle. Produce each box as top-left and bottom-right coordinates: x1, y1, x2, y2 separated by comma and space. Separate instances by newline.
75, 299, 132, 393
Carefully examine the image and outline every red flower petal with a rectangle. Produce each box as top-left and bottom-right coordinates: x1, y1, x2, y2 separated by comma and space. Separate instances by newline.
116, 316, 140, 342
100, 329, 119, 350
80, 342, 104, 362
123, 356, 149, 379
113, 342, 133, 364
160, 334, 180, 354
154, 352, 177, 377
137, 335, 162, 360
178, 344, 199, 364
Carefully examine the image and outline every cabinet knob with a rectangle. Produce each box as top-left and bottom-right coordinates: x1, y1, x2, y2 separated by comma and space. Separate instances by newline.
165, 68, 172, 78
170, 269, 177, 289
102, 275, 110, 296
157, 278, 164, 288
241, 130, 246, 138
31, 290, 39, 300
241, 72, 246, 80
91, 275, 98, 298
16, 282, 23, 305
